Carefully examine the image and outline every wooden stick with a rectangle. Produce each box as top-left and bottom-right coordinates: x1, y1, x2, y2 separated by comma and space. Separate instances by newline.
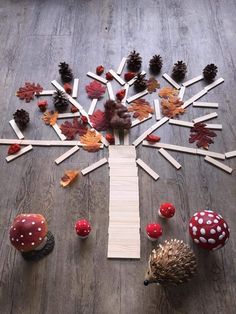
117, 57, 127, 75
9, 120, 24, 140
57, 112, 80, 119
109, 69, 125, 86
131, 114, 152, 127
72, 78, 79, 98
193, 102, 218, 108
204, 78, 224, 92
225, 151, 236, 159
107, 82, 115, 100
193, 112, 218, 124
37, 90, 55, 96
88, 99, 98, 116
205, 124, 222, 130
182, 75, 204, 87
136, 158, 159, 180
143, 141, 197, 154
81, 158, 108, 175
154, 99, 161, 120
128, 70, 146, 86
127, 90, 148, 104
196, 149, 225, 160
6, 145, 33, 162
121, 83, 129, 105
114, 130, 120, 145
55, 146, 80, 165
204, 156, 233, 173
158, 148, 182, 169
169, 119, 194, 128
86, 72, 107, 84
182, 89, 207, 109
52, 124, 67, 141
178, 86, 186, 101
162, 73, 181, 90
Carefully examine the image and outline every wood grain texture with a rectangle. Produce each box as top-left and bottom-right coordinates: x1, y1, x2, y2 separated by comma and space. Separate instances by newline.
0, 1, 236, 314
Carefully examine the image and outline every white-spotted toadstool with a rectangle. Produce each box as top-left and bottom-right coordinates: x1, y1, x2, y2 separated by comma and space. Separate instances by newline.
158, 202, 175, 218
9, 213, 54, 261
75, 219, 91, 239
146, 223, 162, 241
189, 209, 230, 251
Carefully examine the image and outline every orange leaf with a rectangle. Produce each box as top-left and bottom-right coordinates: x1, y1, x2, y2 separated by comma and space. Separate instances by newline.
128, 99, 154, 120
161, 98, 185, 118
159, 86, 178, 98
80, 129, 102, 152
147, 77, 160, 94
60, 170, 79, 187
42, 111, 58, 126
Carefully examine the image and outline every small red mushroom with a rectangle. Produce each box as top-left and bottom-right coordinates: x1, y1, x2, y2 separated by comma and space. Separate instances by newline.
146, 223, 162, 241
158, 202, 176, 218
189, 209, 230, 250
75, 219, 91, 239
9, 214, 48, 252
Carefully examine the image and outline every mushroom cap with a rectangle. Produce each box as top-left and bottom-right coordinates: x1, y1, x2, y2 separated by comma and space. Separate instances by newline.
75, 219, 91, 237
189, 209, 230, 250
9, 214, 48, 252
146, 223, 162, 241
159, 202, 175, 218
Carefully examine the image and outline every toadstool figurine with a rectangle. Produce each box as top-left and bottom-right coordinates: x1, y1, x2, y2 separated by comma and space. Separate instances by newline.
144, 239, 197, 286
158, 202, 175, 218
75, 219, 91, 239
189, 209, 230, 251
9, 213, 55, 261
146, 223, 162, 241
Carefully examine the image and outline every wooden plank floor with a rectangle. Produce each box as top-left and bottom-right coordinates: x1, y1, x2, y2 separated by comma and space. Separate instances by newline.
0, 1, 236, 313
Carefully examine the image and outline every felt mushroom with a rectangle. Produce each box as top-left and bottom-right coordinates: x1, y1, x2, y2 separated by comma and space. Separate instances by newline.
75, 219, 91, 239
146, 223, 162, 241
189, 209, 230, 251
9, 213, 55, 261
158, 202, 175, 218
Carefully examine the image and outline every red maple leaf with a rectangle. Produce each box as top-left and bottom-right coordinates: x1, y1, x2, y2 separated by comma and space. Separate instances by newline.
90, 109, 109, 131
189, 123, 217, 149
85, 80, 106, 99
60, 117, 88, 140
16, 82, 43, 102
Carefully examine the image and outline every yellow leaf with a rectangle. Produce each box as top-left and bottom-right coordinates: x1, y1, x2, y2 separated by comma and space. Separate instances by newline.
42, 111, 58, 126
80, 129, 102, 152
159, 86, 178, 98
60, 170, 79, 187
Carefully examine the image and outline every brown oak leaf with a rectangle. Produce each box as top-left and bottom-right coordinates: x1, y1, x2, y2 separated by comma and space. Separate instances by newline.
60, 117, 88, 140
189, 123, 217, 150
128, 99, 154, 120
90, 109, 109, 131
42, 111, 58, 126
80, 129, 102, 152
159, 86, 178, 98
16, 82, 43, 102
147, 77, 160, 94
60, 170, 79, 187
85, 80, 106, 99
161, 96, 185, 118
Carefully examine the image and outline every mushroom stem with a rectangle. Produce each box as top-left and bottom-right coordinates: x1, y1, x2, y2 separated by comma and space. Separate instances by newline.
34, 236, 47, 251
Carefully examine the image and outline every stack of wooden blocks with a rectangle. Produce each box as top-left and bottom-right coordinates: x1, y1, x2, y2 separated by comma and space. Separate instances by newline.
107, 145, 140, 259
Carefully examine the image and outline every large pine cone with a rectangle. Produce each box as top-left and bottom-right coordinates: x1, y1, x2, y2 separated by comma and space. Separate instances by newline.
53, 90, 69, 112
134, 73, 147, 92
13, 109, 30, 129
127, 50, 142, 71
149, 55, 163, 73
203, 64, 218, 81
58, 62, 73, 82
172, 61, 187, 80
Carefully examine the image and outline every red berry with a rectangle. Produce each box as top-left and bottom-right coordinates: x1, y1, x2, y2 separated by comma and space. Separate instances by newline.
8, 144, 21, 155
124, 72, 136, 81
146, 134, 161, 143
37, 100, 48, 112
63, 83, 72, 94
116, 89, 126, 101
71, 105, 78, 113
105, 133, 115, 144
96, 65, 104, 75
106, 72, 113, 81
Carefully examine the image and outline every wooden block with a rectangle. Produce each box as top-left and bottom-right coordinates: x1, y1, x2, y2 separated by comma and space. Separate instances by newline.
204, 156, 233, 174
162, 73, 181, 90
154, 99, 161, 120
143, 141, 197, 154
52, 124, 67, 141
182, 75, 204, 87
6, 145, 33, 162
114, 130, 120, 145
109, 167, 138, 177
178, 86, 186, 101
109, 69, 125, 86
205, 124, 222, 130
196, 149, 225, 160
117, 57, 127, 75
158, 148, 182, 169
86, 71, 107, 84
136, 158, 159, 180
57, 112, 80, 119
169, 119, 194, 128
88, 99, 98, 116
204, 78, 224, 92
127, 70, 146, 86
38, 90, 55, 96
109, 145, 136, 158
225, 151, 236, 159
182, 89, 208, 109
127, 90, 148, 104
131, 114, 152, 127
72, 78, 79, 98
54, 146, 80, 165
121, 83, 129, 105
193, 102, 218, 108
9, 120, 24, 140
107, 82, 115, 100
132, 117, 169, 147
193, 112, 218, 124
81, 158, 108, 175
123, 129, 129, 145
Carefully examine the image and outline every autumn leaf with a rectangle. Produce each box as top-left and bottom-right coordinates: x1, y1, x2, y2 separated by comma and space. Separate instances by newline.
60, 117, 88, 140
85, 80, 106, 99
146, 77, 160, 94
90, 109, 109, 131
16, 82, 43, 102
189, 123, 217, 150
128, 99, 154, 120
80, 129, 102, 152
60, 170, 79, 187
161, 97, 185, 118
42, 111, 58, 126
159, 86, 178, 98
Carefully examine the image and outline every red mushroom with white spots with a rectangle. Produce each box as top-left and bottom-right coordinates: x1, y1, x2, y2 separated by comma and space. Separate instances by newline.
146, 223, 163, 241
158, 202, 176, 218
189, 209, 230, 251
75, 219, 91, 239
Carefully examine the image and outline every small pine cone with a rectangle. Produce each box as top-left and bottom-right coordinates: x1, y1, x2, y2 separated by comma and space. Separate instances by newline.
203, 64, 218, 81
13, 109, 30, 129
134, 73, 147, 92
127, 50, 142, 71
58, 62, 74, 82
149, 55, 163, 73
172, 61, 187, 80
53, 90, 69, 113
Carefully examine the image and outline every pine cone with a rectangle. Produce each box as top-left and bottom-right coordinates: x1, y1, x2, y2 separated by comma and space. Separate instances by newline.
203, 64, 218, 81
13, 109, 30, 129
58, 62, 73, 82
149, 55, 163, 73
53, 90, 69, 112
127, 50, 142, 71
172, 61, 187, 80
144, 239, 197, 286
134, 73, 147, 92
